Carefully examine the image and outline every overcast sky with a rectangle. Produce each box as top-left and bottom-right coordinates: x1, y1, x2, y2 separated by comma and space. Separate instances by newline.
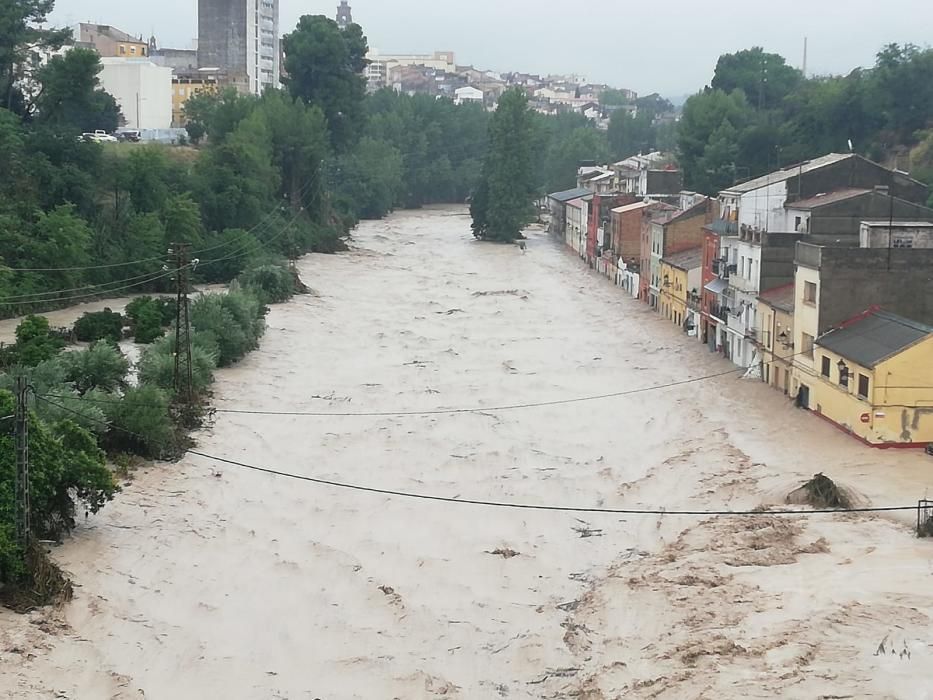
51, 0, 932, 97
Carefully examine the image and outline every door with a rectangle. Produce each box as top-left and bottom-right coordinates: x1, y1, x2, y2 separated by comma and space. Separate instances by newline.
797, 384, 810, 409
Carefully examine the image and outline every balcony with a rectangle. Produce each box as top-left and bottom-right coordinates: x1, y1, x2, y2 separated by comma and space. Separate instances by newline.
708, 303, 729, 322
708, 219, 738, 236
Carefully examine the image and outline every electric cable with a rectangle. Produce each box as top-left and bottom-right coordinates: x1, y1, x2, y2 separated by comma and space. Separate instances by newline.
0, 266, 186, 306
32, 395, 919, 518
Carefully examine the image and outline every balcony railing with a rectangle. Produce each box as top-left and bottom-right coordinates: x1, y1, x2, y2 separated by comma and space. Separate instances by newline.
708, 219, 738, 236
708, 304, 730, 321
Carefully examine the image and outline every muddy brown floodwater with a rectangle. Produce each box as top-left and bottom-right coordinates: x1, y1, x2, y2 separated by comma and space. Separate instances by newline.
1, 206, 932, 699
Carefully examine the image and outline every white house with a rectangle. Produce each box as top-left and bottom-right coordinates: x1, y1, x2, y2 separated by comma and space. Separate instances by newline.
99, 57, 172, 129
454, 86, 483, 105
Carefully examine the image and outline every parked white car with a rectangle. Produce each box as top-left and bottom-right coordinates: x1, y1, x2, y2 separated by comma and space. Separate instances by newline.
79, 130, 119, 143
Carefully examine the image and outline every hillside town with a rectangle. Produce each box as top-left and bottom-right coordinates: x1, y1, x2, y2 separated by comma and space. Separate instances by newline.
35, 1, 639, 137
548, 152, 933, 447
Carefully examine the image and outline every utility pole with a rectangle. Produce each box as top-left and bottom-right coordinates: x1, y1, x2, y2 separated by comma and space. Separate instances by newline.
13, 376, 30, 548
170, 243, 194, 404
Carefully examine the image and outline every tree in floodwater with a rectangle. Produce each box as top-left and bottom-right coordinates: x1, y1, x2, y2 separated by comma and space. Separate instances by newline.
470, 88, 535, 242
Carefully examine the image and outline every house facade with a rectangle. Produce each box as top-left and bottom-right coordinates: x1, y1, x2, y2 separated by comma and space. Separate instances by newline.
809, 309, 933, 447
659, 248, 703, 334
758, 284, 795, 393
790, 244, 933, 409
645, 199, 712, 309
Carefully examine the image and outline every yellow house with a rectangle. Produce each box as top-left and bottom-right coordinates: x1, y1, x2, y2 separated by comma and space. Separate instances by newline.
758, 284, 795, 394
172, 75, 219, 127
809, 308, 933, 447
659, 248, 703, 332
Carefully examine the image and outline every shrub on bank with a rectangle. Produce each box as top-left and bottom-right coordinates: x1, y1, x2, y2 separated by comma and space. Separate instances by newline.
102, 384, 174, 458
238, 264, 299, 304
124, 297, 174, 344
138, 333, 218, 396
61, 341, 129, 394
190, 290, 265, 367
4, 316, 66, 367
73, 309, 124, 343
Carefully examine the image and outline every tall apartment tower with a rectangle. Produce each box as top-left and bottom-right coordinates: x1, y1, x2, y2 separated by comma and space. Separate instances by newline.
336, 1, 353, 30
198, 0, 280, 95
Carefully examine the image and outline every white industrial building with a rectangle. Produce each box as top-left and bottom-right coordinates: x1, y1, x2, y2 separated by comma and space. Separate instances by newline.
454, 86, 483, 105
99, 58, 173, 129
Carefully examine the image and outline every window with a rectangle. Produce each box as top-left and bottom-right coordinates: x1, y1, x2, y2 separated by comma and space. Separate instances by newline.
795, 216, 802, 231
821, 356, 831, 377
802, 333, 815, 359
858, 374, 870, 399
803, 281, 817, 304
119, 45, 126, 55
130, 46, 136, 55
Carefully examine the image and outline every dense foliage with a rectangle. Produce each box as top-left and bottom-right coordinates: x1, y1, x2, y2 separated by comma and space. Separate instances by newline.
471, 89, 536, 242
679, 45, 933, 197
73, 309, 123, 343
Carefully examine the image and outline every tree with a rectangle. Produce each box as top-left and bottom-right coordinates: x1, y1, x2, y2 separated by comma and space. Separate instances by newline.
710, 47, 802, 111
0, 388, 117, 580
256, 91, 329, 216
32, 48, 121, 132
10, 315, 64, 366
607, 109, 655, 160
282, 15, 368, 150
61, 341, 129, 394
332, 136, 403, 218
101, 384, 173, 458
678, 89, 754, 193
183, 87, 256, 144
194, 110, 279, 232
0, 0, 70, 113
599, 88, 634, 108
470, 88, 535, 242
545, 127, 610, 191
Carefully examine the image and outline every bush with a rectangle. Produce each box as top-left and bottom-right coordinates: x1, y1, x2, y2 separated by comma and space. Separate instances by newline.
134, 301, 165, 344
102, 385, 174, 458
138, 332, 217, 395
61, 341, 129, 394
73, 309, 124, 343
190, 290, 264, 367
124, 297, 174, 343
238, 264, 300, 304
195, 229, 266, 283
8, 316, 65, 367
0, 389, 118, 582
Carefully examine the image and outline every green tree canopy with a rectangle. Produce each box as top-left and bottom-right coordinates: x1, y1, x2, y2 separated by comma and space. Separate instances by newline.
282, 15, 368, 151
33, 48, 121, 132
0, 0, 71, 113
470, 88, 535, 242
710, 47, 803, 110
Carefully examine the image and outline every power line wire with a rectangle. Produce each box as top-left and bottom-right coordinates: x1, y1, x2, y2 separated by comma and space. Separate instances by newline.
31, 396, 919, 517
0, 266, 186, 306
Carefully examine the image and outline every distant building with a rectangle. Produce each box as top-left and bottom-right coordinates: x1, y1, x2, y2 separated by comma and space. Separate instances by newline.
198, 0, 279, 95
336, 1, 353, 30
454, 86, 483, 105
77, 23, 149, 58
98, 57, 172, 129
150, 46, 198, 73
171, 70, 221, 127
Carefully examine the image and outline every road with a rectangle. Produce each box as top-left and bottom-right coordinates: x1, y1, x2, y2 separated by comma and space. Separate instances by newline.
1, 206, 931, 699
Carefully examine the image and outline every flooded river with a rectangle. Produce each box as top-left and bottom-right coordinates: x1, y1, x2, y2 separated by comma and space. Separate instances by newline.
2, 206, 932, 698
